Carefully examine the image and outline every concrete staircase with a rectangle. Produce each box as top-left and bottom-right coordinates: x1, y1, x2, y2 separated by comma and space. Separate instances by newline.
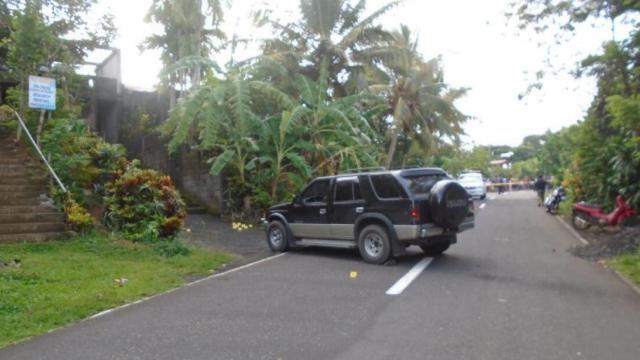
0, 132, 68, 243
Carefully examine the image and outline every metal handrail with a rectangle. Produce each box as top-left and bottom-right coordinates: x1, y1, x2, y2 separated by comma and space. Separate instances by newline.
8, 109, 68, 194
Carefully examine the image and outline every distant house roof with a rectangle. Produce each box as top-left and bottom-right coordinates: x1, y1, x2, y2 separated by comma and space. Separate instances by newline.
490, 159, 509, 166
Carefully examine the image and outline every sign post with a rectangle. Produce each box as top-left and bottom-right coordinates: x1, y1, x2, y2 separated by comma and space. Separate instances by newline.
28, 75, 56, 144
28, 75, 56, 110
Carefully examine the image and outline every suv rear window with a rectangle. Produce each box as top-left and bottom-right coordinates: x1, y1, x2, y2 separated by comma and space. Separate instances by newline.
370, 174, 406, 199
402, 174, 448, 197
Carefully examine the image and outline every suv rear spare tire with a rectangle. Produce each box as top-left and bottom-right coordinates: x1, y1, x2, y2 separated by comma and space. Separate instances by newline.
429, 180, 469, 229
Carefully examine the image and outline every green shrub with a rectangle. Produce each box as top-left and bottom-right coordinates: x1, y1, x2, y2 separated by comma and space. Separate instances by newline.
153, 239, 192, 257
103, 160, 186, 242
41, 118, 128, 203
63, 196, 93, 232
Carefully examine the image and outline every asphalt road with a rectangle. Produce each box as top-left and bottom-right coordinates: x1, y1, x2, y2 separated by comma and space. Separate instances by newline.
2, 191, 640, 360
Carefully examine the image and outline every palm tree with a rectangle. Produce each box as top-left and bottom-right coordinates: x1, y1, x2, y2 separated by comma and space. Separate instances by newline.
260, 0, 399, 98
142, 0, 226, 105
363, 25, 468, 168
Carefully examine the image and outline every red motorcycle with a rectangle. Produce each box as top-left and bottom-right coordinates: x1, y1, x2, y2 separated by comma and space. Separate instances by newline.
572, 195, 637, 230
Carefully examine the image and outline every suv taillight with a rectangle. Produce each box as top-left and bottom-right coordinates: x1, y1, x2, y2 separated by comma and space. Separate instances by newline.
409, 206, 420, 220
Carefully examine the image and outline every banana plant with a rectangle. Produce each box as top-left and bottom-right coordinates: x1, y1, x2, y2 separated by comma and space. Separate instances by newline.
287, 60, 383, 174
250, 111, 314, 201
161, 73, 292, 208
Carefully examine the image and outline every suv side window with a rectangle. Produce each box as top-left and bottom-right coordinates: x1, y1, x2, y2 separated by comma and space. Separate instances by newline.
369, 174, 406, 199
300, 179, 330, 205
334, 177, 363, 203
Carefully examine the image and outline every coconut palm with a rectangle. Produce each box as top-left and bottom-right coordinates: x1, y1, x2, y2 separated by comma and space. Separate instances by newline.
142, 0, 227, 105
363, 25, 468, 167
260, 0, 399, 98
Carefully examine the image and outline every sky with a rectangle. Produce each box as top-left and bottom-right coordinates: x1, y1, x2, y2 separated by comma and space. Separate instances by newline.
89, 0, 620, 147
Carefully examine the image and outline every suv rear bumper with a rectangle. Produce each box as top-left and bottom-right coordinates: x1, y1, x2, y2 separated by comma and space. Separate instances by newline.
394, 216, 474, 241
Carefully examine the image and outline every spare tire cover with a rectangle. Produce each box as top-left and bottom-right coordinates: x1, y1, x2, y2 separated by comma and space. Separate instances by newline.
429, 180, 469, 228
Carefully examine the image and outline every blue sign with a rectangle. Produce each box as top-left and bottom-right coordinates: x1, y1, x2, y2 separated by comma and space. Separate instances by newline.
28, 75, 56, 110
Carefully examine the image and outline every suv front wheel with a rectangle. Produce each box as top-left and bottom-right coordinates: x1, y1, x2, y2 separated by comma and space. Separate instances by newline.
358, 224, 391, 264
266, 221, 289, 252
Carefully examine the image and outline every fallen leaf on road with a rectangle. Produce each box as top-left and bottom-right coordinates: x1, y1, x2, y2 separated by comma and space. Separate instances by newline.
350, 271, 358, 279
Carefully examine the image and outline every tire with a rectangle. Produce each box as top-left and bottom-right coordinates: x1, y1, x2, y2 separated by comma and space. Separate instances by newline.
357, 224, 391, 264
419, 243, 450, 256
480, 194, 486, 200
266, 221, 288, 252
429, 180, 469, 229
571, 211, 591, 230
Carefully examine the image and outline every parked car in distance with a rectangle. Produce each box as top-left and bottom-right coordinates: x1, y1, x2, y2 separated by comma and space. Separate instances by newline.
263, 167, 475, 264
458, 172, 487, 200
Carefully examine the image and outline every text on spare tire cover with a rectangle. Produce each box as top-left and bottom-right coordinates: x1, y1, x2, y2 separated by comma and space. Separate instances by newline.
446, 199, 467, 208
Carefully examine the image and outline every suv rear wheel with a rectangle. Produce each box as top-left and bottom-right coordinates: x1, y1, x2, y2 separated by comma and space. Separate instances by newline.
358, 224, 391, 264
266, 221, 288, 252
419, 243, 450, 256
419, 235, 453, 256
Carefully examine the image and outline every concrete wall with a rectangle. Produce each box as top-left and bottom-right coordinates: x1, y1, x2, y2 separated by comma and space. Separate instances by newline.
91, 87, 224, 214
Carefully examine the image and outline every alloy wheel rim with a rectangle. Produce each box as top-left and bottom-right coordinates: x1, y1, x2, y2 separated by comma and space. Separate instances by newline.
269, 228, 283, 246
364, 233, 383, 258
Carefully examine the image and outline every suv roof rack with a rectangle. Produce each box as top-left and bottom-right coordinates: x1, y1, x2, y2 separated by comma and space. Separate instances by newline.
339, 166, 387, 174
390, 165, 424, 170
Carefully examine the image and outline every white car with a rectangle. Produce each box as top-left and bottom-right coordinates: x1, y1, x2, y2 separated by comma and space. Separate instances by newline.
458, 172, 487, 200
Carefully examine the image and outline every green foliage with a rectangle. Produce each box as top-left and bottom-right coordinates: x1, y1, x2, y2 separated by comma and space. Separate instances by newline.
142, 0, 227, 92
435, 146, 492, 177
0, 231, 232, 347
537, 127, 577, 182
261, 0, 399, 96
160, 1, 468, 214
609, 251, 640, 287
513, 3, 640, 212
103, 161, 186, 242
41, 118, 127, 203
357, 25, 468, 167
63, 196, 93, 232
2, 1, 114, 120
152, 239, 192, 257
163, 64, 381, 208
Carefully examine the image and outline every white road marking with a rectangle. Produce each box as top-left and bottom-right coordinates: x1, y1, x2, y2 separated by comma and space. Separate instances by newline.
555, 216, 589, 245
386, 257, 434, 295
88, 253, 287, 320
479, 203, 486, 209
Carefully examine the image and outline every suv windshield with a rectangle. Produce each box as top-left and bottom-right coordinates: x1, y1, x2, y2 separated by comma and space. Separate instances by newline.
402, 174, 448, 197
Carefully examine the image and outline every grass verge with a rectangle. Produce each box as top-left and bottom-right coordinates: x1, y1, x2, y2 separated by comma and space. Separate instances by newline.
609, 252, 640, 287
0, 232, 233, 348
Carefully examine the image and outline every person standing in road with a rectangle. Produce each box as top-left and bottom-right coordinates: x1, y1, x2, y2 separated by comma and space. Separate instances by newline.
533, 175, 547, 206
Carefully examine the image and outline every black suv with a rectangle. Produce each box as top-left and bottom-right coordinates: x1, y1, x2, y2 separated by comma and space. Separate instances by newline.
263, 168, 474, 264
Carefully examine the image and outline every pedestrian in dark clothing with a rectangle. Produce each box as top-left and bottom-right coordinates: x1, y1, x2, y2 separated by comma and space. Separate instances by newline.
534, 175, 547, 206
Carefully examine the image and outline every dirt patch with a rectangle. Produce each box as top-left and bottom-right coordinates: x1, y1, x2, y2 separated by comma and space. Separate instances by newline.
569, 226, 640, 260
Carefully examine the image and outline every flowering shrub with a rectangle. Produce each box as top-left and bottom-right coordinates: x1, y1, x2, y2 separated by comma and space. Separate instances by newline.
103, 160, 186, 242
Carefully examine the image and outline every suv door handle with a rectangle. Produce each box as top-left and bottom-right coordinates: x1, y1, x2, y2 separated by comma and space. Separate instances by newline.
355, 207, 364, 213
319, 208, 327, 215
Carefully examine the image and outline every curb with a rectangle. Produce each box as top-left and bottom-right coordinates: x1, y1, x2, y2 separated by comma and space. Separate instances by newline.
555, 215, 589, 245
554, 215, 640, 298
611, 269, 640, 298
